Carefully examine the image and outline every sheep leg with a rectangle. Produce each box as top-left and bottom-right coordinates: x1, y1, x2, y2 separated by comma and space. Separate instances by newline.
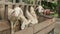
21, 22, 26, 30
11, 21, 15, 34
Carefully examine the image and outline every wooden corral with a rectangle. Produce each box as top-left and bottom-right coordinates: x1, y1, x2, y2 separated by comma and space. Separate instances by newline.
0, 0, 55, 34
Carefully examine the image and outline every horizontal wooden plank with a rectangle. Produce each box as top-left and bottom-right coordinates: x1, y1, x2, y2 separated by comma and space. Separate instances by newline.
36, 23, 55, 34
33, 19, 54, 33
15, 27, 33, 34
2, 29, 11, 34
0, 20, 10, 31
0, 32, 2, 34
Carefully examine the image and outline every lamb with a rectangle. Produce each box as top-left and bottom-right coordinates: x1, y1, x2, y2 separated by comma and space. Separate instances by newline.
30, 6, 38, 24
25, 6, 38, 25
13, 7, 31, 30
8, 8, 15, 34
8, 6, 32, 34
36, 5, 44, 15
25, 10, 34, 24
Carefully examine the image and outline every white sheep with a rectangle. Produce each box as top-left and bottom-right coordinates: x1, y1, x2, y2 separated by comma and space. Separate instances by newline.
36, 5, 44, 15
30, 6, 38, 24
8, 7, 31, 34
8, 8, 15, 34
13, 7, 31, 30
25, 9, 37, 24
9, 6, 31, 29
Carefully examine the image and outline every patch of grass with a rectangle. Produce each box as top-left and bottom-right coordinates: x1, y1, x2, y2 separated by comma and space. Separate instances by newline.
50, 13, 58, 18
55, 32, 60, 34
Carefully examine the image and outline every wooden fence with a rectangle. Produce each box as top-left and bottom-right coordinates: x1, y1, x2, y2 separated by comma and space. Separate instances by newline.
0, 1, 55, 34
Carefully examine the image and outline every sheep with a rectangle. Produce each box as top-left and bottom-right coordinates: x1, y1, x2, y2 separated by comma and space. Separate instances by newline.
8, 8, 15, 34
8, 6, 31, 34
13, 7, 31, 30
30, 6, 38, 24
25, 10, 34, 24
36, 5, 44, 15
25, 6, 38, 25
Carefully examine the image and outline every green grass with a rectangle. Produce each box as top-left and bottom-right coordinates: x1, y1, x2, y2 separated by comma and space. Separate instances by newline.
50, 13, 58, 18
55, 32, 60, 34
